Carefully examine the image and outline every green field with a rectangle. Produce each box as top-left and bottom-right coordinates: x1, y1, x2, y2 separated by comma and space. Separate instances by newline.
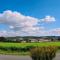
0, 42, 60, 55
0, 42, 60, 47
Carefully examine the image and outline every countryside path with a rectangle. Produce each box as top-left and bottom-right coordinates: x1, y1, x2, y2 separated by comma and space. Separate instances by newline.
0, 53, 60, 60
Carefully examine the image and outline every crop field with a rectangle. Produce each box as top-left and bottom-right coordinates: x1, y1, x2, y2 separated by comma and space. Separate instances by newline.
0, 42, 60, 47
0, 42, 60, 55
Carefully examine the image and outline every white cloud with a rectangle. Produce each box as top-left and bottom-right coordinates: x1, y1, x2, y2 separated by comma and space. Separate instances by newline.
48, 28, 60, 36
0, 10, 42, 36
0, 10, 39, 29
0, 10, 57, 36
40, 16, 56, 23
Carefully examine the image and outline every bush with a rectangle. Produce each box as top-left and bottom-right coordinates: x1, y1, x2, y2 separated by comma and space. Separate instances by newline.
30, 46, 57, 60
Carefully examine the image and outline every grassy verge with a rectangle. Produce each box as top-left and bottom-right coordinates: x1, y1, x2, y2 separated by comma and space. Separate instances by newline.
0, 50, 30, 55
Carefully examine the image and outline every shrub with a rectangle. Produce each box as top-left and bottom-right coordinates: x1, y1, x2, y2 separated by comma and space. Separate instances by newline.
30, 46, 57, 60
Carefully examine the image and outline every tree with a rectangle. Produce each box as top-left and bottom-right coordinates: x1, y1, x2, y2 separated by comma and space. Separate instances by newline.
0, 37, 6, 42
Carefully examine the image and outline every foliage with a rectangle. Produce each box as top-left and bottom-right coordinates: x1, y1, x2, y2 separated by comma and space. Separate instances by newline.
30, 46, 57, 60
0, 42, 59, 55
0, 36, 59, 42
0, 37, 6, 42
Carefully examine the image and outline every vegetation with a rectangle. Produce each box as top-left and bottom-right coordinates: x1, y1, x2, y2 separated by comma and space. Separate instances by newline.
0, 36, 60, 42
30, 46, 57, 60
0, 36, 59, 56
0, 42, 59, 55
0, 42, 60, 47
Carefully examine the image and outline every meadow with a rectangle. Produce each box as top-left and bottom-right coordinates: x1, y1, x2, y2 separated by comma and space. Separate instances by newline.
0, 42, 60, 55
0, 42, 60, 47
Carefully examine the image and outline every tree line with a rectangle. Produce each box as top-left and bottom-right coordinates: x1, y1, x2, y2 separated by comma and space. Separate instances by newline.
0, 36, 60, 42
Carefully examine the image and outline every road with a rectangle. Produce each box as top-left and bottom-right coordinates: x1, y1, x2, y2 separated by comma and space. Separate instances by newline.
53, 52, 60, 60
0, 53, 59, 60
0, 55, 32, 60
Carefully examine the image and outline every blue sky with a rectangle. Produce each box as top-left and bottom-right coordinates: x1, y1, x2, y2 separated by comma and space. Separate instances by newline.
0, 0, 60, 36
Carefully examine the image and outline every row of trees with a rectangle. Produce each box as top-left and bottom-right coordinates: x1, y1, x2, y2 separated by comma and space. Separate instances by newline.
0, 37, 31, 42
0, 36, 60, 42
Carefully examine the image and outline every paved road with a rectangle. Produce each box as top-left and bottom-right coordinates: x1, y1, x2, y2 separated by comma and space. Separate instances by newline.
0, 55, 32, 60
53, 53, 60, 60
0, 53, 59, 60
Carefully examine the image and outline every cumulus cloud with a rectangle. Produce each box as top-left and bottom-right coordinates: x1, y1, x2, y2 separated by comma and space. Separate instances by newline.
0, 10, 44, 36
40, 16, 56, 23
48, 28, 60, 36
0, 10, 57, 36
0, 10, 39, 30
0, 30, 17, 37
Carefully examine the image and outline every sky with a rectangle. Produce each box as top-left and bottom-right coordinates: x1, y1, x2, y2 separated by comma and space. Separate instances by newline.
0, 0, 60, 36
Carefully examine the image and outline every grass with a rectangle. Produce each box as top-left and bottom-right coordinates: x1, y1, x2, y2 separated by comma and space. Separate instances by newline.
0, 42, 59, 55
0, 50, 29, 55
0, 42, 60, 47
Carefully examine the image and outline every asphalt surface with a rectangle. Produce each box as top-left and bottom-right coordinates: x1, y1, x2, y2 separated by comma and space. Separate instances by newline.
0, 55, 32, 60
0, 53, 59, 60
53, 53, 60, 60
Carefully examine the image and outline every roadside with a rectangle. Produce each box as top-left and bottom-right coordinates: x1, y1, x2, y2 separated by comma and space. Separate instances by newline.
0, 55, 32, 60
0, 53, 60, 60
53, 52, 60, 60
